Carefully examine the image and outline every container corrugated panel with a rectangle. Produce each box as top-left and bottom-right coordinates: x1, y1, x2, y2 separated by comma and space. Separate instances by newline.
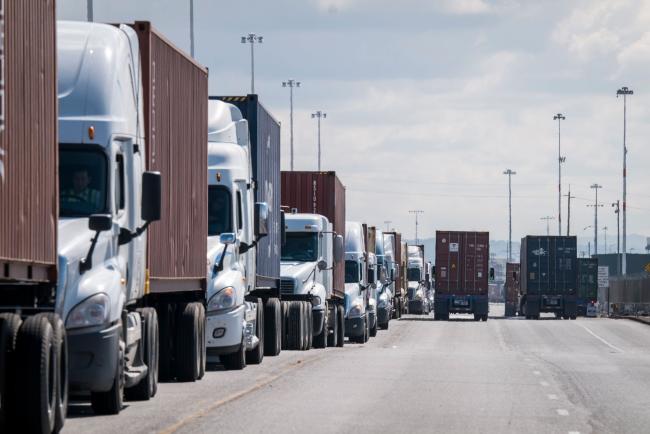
384, 232, 403, 296
505, 263, 520, 304
577, 258, 598, 301
435, 231, 489, 295
0, 0, 57, 282
132, 22, 208, 285
214, 95, 281, 284
520, 236, 577, 296
281, 171, 346, 298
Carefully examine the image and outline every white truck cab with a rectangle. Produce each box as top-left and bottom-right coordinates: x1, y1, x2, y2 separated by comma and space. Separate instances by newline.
344, 221, 370, 343
375, 229, 393, 329
407, 246, 428, 315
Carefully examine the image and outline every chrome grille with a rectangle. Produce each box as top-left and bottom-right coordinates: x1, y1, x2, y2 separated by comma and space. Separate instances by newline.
280, 278, 295, 295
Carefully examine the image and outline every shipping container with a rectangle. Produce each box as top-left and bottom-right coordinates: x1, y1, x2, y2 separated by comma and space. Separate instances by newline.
577, 258, 598, 315
504, 263, 520, 317
132, 21, 208, 290
0, 0, 57, 282
434, 231, 490, 320
593, 253, 650, 277
281, 171, 346, 298
519, 235, 577, 319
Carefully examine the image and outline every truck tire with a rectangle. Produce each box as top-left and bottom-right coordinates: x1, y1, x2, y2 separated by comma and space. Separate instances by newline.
263, 298, 282, 356
300, 302, 309, 351
327, 305, 338, 348
281, 301, 290, 350
336, 304, 345, 347
246, 299, 264, 365
314, 305, 328, 349
370, 317, 378, 337
175, 303, 202, 382
306, 303, 313, 350
287, 301, 303, 350
221, 336, 246, 370
198, 306, 206, 380
39, 313, 68, 433
90, 326, 124, 415
125, 307, 158, 400
157, 304, 173, 382
0, 313, 21, 431
474, 314, 481, 321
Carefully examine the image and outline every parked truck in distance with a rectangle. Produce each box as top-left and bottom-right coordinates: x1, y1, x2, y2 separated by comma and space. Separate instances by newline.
577, 258, 598, 317
407, 245, 429, 315
504, 263, 520, 317
366, 226, 379, 336
0, 2, 63, 432
345, 222, 370, 343
520, 236, 577, 320
435, 231, 490, 321
58, 20, 207, 416
374, 229, 393, 329
280, 171, 347, 348
384, 232, 405, 319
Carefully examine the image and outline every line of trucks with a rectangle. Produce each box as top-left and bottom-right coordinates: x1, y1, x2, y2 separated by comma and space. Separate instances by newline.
0, 8, 419, 433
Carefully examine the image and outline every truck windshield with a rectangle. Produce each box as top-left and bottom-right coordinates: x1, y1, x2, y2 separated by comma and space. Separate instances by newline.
281, 232, 318, 262
59, 149, 108, 217
345, 260, 360, 283
407, 268, 421, 281
208, 186, 232, 236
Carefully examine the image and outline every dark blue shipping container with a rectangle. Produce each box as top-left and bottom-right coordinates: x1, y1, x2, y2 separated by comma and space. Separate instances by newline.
211, 95, 281, 290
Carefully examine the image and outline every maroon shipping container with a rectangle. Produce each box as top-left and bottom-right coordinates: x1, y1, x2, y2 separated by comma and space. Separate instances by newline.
435, 231, 489, 295
281, 171, 346, 298
505, 263, 520, 304
132, 22, 208, 290
0, 0, 57, 283
385, 232, 404, 297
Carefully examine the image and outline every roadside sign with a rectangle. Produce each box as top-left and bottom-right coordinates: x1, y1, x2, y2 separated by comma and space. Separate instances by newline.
598, 266, 609, 288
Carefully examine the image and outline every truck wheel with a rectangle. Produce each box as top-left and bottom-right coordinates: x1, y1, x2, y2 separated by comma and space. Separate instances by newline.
281, 301, 290, 351
474, 314, 481, 321
198, 306, 206, 380
0, 313, 21, 431
221, 336, 246, 370
264, 298, 282, 356
483, 315, 489, 322
175, 303, 202, 382
287, 301, 303, 350
246, 299, 264, 365
364, 317, 370, 343
327, 306, 338, 348
157, 304, 173, 382
314, 306, 328, 349
570, 315, 577, 320
125, 307, 158, 400
306, 303, 313, 350
38, 313, 68, 432
336, 305, 345, 347
300, 302, 308, 350
91, 330, 124, 415
16, 316, 56, 433
370, 317, 377, 337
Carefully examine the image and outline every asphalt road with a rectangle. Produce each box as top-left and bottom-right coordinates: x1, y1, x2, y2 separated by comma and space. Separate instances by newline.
64, 306, 650, 434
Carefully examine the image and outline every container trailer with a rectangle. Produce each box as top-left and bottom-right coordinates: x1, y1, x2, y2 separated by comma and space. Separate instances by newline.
577, 258, 598, 317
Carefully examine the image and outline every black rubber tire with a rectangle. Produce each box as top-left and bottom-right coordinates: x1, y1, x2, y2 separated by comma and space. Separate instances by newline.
90, 324, 124, 415
287, 301, 303, 350
125, 307, 158, 400
198, 306, 206, 380
300, 302, 309, 351
327, 305, 338, 348
474, 314, 481, 321
221, 337, 246, 370
570, 315, 577, 320
314, 304, 328, 349
306, 303, 313, 350
175, 303, 202, 382
364, 317, 370, 343
263, 298, 282, 356
281, 301, 290, 351
157, 304, 173, 382
39, 313, 68, 433
336, 304, 345, 347
0, 313, 22, 431
370, 317, 378, 337
246, 299, 264, 365
483, 315, 489, 322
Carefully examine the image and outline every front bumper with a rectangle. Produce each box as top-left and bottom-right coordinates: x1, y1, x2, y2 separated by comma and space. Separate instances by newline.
345, 316, 365, 338
67, 322, 120, 393
206, 304, 245, 358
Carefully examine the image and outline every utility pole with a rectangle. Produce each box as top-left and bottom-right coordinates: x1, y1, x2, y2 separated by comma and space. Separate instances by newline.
384, 221, 392, 232
241, 33, 263, 94
587, 184, 603, 255
612, 200, 621, 274
408, 210, 424, 245
311, 111, 326, 171
189, 0, 195, 57
554, 113, 566, 236
87, 0, 93, 21
503, 169, 516, 262
564, 185, 576, 236
541, 216, 555, 236
617, 86, 633, 274
603, 226, 608, 254
282, 80, 300, 171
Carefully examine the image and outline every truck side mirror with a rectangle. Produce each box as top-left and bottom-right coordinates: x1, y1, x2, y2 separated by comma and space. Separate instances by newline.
317, 259, 328, 270
220, 232, 236, 245
142, 171, 162, 222
254, 202, 269, 238
333, 234, 344, 262
88, 214, 112, 232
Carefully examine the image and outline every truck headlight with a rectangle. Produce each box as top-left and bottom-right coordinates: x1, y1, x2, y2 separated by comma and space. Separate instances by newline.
66, 293, 110, 329
208, 286, 236, 312
378, 293, 388, 307
348, 301, 364, 318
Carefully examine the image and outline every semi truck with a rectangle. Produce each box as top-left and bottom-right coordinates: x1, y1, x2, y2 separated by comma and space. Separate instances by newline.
384, 232, 406, 318
577, 258, 598, 317
345, 222, 370, 343
504, 263, 520, 317
434, 231, 490, 321
57, 20, 207, 415
366, 226, 379, 336
519, 236, 577, 320
374, 229, 393, 329
407, 245, 429, 314
0, 1, 63, 432
280, 171, 346, 349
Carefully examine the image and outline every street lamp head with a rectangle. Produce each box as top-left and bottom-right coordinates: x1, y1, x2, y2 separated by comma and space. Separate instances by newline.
323, 113, 327, 118
617, 86, 633, 96
553, 113, 565, 120
257, 36, 263, 43
282, 82, 287, 87
241, 36, 247, 43
296, 82, 301, 87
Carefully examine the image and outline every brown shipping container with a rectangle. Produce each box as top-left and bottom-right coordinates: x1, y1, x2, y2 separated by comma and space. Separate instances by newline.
0, 0, 57, 282
435, 231, 489, 295
505, 263, 520, 304
132, 22, 208, 289
281, 171, 346, 298
385, 232, 404, 297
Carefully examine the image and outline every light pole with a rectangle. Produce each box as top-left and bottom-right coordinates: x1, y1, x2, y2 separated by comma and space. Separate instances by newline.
311, 111, 326, 171
384, 221, 392, 232
503, 169, 516, 262
282, 80, 300, 171
588, 184, 603, 255
541, 216, 555, 236
612, 200, 620, 274
408, 210, 424, 245
87, 0, 93, 21
617, 86, 633, 274
241, 33, 263, 94
189, 0, 195, 57
564, 185, 576, 236
554, 113, 566, 236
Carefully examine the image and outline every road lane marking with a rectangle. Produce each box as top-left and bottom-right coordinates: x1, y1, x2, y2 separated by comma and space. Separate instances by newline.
569, 431, 581, 434
540, 381, 549, 387
557, 409, 569, 416
533, 370, 541, 376
548, 394, 558, 400
576, 323, 624, 353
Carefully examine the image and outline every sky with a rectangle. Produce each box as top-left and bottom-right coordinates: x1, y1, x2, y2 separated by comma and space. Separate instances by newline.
58, 0, 650, 248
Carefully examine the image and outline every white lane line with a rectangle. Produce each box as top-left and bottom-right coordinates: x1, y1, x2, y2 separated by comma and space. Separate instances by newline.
533, 370, 541, 376
540, 381, 550, 387
568, 431, 581, 434
576, 323, 625, 353
557, 409, 569, 416
548, 394, 558, 400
